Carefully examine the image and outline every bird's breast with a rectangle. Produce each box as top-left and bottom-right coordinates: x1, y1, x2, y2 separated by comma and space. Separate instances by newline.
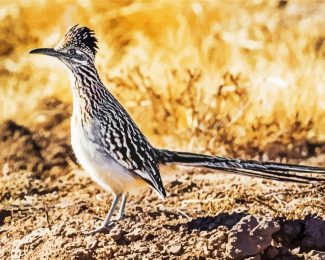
70, 114, 147, 195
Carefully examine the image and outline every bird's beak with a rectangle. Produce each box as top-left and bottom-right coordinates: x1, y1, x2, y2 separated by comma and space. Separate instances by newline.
29, 48, 61, 57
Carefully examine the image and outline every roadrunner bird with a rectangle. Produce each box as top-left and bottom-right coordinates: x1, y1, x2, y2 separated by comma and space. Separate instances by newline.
30, 25, 325, 234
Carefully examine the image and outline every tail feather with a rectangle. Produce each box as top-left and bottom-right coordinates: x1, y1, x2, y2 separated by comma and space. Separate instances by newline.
155, 149, 325, 184
214, 168, 314, 184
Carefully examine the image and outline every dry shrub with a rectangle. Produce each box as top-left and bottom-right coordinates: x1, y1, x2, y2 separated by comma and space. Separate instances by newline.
0, 0, 324, 158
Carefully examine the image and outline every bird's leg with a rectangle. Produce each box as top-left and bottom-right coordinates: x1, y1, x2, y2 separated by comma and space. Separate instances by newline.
102, 194, 121, 227
115, 193, 127, 221
86, 194, 121, 235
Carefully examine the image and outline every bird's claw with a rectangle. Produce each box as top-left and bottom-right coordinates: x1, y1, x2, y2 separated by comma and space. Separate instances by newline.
84, 225, 111, 235
84, 221, 117, 235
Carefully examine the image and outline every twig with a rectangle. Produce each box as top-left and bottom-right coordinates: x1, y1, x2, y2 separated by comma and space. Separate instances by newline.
250, 197, 278, 213
44, 207, 52, 231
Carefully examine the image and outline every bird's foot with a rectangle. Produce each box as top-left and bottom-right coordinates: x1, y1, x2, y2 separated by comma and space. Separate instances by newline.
93, 215, 124, 222
84, 221, 117, 235
85, 225, 110, 235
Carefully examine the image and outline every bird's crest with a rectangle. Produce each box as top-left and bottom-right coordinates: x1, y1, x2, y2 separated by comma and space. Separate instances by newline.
56, 25, 98, 56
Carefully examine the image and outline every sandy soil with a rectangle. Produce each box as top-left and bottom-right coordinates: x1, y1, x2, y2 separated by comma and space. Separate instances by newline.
1, 98, 325, 260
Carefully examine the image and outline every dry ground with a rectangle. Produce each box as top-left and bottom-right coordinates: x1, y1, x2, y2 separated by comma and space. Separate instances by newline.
0, 98, 325, 259
1, 0, 325, 259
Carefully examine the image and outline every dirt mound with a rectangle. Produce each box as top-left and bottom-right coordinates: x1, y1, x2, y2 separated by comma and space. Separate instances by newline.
0, 120, 44, 173
1, 98, 325, 259
0, 97, 73, 174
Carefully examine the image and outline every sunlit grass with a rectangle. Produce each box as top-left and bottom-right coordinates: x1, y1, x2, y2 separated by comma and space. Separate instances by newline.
0, 0, 324, 157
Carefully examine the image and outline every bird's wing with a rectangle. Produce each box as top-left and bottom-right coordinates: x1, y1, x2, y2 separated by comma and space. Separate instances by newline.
100, 108, 166, 197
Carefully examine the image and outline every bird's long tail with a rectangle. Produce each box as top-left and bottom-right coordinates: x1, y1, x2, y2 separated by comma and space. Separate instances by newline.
155, 148, 325, 184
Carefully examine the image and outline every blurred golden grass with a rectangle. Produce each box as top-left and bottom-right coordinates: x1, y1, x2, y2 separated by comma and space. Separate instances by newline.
0, 0, 324, 157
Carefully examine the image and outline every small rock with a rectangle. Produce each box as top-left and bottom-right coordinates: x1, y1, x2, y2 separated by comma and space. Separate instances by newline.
225, 215, 280, 259
167, 244, 183, 256
65, 227, 76, 238
126, 228, 141, 242
110, 245, 118, 253
110, 228, 124, 242
187, 237, 196, 245
135, 245, 149, 253
85, 237, 98, 250
291, 247, 300, 254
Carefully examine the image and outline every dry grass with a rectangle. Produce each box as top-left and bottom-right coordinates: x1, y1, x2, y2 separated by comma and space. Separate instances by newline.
0, 0, 324, 157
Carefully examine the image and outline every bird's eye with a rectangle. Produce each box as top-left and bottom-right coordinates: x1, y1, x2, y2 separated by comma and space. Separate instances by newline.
68, 49, 76, 55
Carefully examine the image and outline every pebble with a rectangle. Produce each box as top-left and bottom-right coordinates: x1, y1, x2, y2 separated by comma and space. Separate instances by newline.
110, 229, 124, 241
85, 237, 98, 250
136, 245, 149, 253
167, 245, 183, 255
65, 227, 76, 238
126, 228, 141, 242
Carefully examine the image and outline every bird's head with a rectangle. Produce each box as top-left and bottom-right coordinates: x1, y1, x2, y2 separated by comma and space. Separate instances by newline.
29, 25, 98, 69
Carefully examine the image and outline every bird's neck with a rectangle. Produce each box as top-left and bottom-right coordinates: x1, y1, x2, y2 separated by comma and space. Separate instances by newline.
71, 64, 101, 89
69, 64, 103, 121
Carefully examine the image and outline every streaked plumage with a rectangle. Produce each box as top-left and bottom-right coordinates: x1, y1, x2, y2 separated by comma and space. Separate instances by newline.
30, 25, 325, 234
70, 63, 166, 197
